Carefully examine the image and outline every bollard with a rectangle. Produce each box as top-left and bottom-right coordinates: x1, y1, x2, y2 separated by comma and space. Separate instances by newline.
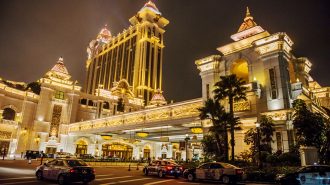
28, 158, 31, 164
136, 163, 139, 170
128, 164, 131, 171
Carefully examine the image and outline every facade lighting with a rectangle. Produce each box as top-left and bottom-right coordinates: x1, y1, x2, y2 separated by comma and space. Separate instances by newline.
136, 131, 149, 138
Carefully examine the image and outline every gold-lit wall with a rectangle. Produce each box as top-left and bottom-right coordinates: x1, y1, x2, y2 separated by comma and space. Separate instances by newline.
85, 7, 169, 105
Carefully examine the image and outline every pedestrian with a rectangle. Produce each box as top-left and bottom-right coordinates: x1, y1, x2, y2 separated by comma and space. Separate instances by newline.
40, 151, 44, 165
2, 148, 6, 160
28, 156, 31, 164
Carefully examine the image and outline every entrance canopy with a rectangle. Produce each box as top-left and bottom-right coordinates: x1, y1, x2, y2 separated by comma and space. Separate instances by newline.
68, 98, 205, 142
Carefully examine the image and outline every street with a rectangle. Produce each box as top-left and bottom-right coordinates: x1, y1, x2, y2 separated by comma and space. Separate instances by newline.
0, 160, 273, 185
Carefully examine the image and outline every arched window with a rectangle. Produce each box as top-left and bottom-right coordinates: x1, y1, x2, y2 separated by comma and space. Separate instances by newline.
2, 108, 16, 120
231, 59, 249, 83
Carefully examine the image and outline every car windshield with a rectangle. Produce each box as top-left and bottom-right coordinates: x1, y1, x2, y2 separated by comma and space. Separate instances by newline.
220, 163, 237, 168
66, 160, 87, 167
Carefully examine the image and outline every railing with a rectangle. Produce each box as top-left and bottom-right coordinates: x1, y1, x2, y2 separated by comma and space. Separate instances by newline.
68, 98, 203, 133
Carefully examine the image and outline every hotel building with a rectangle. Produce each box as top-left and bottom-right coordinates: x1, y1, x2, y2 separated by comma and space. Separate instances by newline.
0, 3, 329, 161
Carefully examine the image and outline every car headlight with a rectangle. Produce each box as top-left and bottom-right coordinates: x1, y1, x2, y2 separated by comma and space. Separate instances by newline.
276, 174, 285, 180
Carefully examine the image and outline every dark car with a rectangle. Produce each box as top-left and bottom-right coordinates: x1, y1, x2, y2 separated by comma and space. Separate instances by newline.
276, 165, 330, 185
183, 162, 243, 184
143, 160, 183, 178
36, 159, 95, 185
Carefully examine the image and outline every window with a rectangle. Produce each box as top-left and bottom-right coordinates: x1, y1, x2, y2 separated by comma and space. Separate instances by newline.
66, 160, 87, 167
210, 163, 222, 169
56, 160, 64, 166
199, 163, 210, 169
206, 84, 210, 99
276, 132, 282, 151
269, 68, 277, 99
54, 91, 64, 100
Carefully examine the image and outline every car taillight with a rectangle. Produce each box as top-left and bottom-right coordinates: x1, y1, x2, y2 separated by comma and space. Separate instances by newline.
92, 169, 95, 173
166, 166, 173, 170
69, 169, 76, 173
236, 169, 243, 175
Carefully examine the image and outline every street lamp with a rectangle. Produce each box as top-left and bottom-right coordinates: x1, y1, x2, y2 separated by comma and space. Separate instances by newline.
185, 134, 190, 162
255, 122, 262, 169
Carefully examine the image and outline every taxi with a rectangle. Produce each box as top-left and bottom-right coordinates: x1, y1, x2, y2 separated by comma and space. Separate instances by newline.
276, 165, 330, 185
36, 159, 95, 185
143, 160, 183, 178
183, 162, 243, 184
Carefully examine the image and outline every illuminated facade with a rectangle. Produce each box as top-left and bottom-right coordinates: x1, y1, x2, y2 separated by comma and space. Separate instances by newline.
85, 1, 168, 105
0, 5, 329, 160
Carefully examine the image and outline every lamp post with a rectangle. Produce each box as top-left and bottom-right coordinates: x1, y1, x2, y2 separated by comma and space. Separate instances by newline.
256, 122, 262, 169
184, 134, 190, 162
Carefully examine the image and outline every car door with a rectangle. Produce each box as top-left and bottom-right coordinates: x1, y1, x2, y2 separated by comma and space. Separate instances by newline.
43, 160, 57, 179
52, 160, 65, 180
209, 163, 223, 180
196, 163, 210, 180
149, 161, 158, 174
297, 166, 315, 185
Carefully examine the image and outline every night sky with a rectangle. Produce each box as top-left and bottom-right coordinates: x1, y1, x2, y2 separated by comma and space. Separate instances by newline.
0, 0, 329, 102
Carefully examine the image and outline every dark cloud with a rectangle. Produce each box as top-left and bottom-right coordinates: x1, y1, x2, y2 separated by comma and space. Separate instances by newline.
0, 0, 329, 102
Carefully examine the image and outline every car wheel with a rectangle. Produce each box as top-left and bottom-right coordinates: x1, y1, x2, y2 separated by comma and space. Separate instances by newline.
57, 174, 67, 185
143, 169, 149, 176
36, 171, 43, 180
158, 171, 164, 178
222, 175, 230, 184
187, 173, 195, 182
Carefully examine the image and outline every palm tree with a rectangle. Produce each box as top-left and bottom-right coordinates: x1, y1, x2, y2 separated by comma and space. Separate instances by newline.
213, 74, 247, 161
198, 99, 229, 161
259, 115, 275, 152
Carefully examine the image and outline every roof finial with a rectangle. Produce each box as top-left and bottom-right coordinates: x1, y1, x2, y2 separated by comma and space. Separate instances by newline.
244, 6, 253, 21
246, 7, 250, 17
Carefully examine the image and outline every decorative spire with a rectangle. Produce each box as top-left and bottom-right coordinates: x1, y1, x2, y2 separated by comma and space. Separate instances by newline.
237, 6, 258, 33
140, 0, 161, 15
149, 89, 167, 106
244, 6, 253, 21
97, 24, 112, 43
51, 57, 69, 75
58, 56, 64, 62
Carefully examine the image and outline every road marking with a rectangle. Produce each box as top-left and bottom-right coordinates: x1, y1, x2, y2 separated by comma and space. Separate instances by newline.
96, 174, 114, 177
143, 179, 174, 185
0, 177, 35, 181
96, 176, 132, 181
1, 181, 37, 185
100, 177, 151, 185
178, 182, 200, 184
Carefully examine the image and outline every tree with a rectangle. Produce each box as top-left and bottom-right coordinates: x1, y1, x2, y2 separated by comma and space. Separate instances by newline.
198, 99, 229, 161
244, 115, 275, 162
292, 99, 325, 149
117, 98, 125, 112
259, 115, 275, 152
320, 107, 330, 164
26, 82, 41, 95
213, 74, 247, 161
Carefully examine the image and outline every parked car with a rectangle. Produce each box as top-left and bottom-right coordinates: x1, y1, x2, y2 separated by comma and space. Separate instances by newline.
36, 159, 95, 185
143, 160, 183, 178
183, 162, 243, 184
276, 165, 330, 185
77, 154, 95, 160
56, 152, 75, 159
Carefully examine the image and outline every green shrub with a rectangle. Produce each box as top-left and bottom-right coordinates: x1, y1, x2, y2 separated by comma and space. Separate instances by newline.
278, 152, 300, 166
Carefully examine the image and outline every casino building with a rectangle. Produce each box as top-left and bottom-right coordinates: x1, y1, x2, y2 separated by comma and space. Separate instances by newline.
0, 2, 329, 160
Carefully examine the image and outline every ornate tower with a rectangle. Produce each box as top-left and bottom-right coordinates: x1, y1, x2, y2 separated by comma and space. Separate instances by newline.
85, 1, 169, 105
